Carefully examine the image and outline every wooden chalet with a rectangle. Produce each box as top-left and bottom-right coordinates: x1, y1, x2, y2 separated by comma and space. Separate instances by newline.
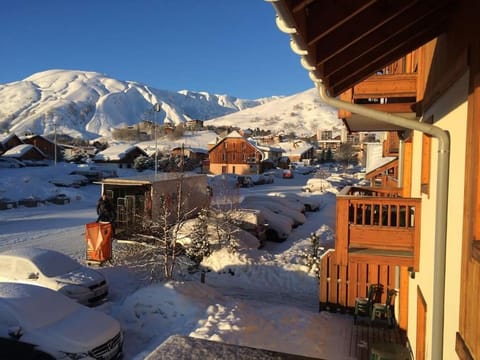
0, 133, 23, 154
2, 144, 47, 161
93, 144, 148, 168
21, 134, 62, 160
170, 146, 208, 162
270, 0, 479, 359
208, 130, 264, 175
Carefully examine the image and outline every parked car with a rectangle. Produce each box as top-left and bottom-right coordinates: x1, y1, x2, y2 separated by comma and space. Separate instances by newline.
242, 195, 306, 226
250, 174, 266, 185
0, 248, 109, 306
46, 193, 71, 205
173, 217, 261, 251
18, 196, 45, 208
302, 178, 332, 192
0, 282, 123, 360
225, 208, 267, 244
267, 192, 321, 212
237, 175, 253, 187
0, 198, 17, 210
50, 174, 88, 188
282, 169, 294, 178
238, 205, 292, 242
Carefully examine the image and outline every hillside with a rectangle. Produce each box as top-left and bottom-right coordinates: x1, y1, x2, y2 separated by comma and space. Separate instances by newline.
0, 70, 343, 141
204, 88, 343, 137
0, 70, 273, 140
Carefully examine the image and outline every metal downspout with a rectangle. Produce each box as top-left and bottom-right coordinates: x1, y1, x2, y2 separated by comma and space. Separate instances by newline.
267, 1, 451, 357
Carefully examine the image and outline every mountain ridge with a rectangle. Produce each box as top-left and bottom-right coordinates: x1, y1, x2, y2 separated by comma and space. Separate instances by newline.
0, 69, 342, 140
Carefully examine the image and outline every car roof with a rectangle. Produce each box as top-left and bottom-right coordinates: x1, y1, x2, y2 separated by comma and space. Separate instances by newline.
0, 282, 81, 327
0, 247, 62, 262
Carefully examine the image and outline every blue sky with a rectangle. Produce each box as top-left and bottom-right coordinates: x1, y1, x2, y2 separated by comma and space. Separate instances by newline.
0, 0, 314, 99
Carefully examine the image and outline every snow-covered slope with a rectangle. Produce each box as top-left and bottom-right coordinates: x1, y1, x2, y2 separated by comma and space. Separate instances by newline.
0, 70, 273, 139
204, 88, 343, 137
0, 70, 343, 140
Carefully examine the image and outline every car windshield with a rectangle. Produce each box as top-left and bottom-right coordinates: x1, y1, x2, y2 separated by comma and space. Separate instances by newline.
33, 252, 81, 277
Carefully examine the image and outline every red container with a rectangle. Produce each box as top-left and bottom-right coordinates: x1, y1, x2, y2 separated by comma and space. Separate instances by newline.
85, 222, 112, 263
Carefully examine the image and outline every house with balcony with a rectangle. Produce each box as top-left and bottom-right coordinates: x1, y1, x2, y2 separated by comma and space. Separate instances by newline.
208, 131, 267, 175
270, 0, 479, 359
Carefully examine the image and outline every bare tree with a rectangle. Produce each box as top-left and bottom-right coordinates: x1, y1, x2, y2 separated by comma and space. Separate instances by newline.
114, 175, 199, 282
334, 143, 358, 167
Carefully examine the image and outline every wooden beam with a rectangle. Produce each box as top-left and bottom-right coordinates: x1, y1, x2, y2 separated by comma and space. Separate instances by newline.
358, 102, 416, 114
329, 21, 446, 97
353, 74, 417, 98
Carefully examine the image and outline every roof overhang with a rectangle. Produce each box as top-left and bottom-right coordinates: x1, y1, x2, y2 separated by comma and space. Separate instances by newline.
268, 0, 456, 131
269, 0, 455, 97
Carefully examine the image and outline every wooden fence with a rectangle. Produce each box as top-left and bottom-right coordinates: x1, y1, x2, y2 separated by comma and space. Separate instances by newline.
319, 249, 398, 311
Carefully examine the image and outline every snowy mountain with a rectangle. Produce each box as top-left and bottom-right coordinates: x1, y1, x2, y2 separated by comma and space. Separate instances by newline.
0, 69, 343, 140
204, 88, 343, 137
0, 70, 274, 140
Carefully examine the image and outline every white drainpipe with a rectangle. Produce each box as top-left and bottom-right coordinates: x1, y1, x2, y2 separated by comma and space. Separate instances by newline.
268, 1, 450, 358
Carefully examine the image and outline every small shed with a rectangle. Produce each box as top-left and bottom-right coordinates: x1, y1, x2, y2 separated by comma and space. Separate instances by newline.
99, 172, 210, 236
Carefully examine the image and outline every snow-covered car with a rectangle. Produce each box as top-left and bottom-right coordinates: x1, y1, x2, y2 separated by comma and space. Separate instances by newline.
238, 203, 292, 242
0, 198, 18, 210
242, 196, 306, 226
302, 178, 332, 192
250, 174, 266, 185
49, 174, 88, 188
224, 208, 267, 244
173, 217, 261, 251
46, 193, 71, 205
0, 282, 123, 359
0, 248, 108, 306
267, 192, 321, 212
18, 196, 45, 208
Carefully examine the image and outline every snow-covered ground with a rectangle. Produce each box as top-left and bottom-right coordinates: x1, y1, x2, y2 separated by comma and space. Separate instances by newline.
0, 163, 358, 360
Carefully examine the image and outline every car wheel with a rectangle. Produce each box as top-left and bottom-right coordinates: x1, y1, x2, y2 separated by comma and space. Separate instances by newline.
266, 229, 279, 242
305, 188, 311, 193
305, 204, 312, 212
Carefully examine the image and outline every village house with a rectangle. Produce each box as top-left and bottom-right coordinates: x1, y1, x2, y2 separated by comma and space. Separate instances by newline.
270, 0, 480, 359
2, 144, 47, 162
21, 134, 62, 161
276, 140, 314, 164
170, 145, 208, 162
185, 119, 204, 130
208, 131, 266, 175
0, 133, 23, 154
93, 144, 148, 169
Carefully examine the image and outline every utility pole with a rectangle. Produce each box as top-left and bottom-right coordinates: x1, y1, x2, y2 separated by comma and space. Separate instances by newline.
53, 118, 57, 167
153, 103, 162, 176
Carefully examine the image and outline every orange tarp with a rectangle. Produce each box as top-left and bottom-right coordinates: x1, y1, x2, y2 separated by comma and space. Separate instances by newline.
85, 222, 112, 262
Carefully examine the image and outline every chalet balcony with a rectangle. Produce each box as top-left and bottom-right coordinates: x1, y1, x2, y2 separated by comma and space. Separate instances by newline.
335, 186, 421, 271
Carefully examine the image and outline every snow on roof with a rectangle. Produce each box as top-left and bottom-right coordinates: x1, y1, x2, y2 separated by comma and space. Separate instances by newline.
21, 134, 54, 144
0, 133, 20, 145
276, 140, 313, 156
224, 130, 243, 138
366, 156, 397, 175
93, 144, 142, 161
3, 144, 43, 158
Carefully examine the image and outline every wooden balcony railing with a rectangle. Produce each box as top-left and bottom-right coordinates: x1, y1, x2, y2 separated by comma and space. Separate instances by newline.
336, 186, 421, 271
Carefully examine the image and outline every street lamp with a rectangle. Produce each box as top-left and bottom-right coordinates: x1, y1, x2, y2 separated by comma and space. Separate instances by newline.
153, 103, 162, 176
